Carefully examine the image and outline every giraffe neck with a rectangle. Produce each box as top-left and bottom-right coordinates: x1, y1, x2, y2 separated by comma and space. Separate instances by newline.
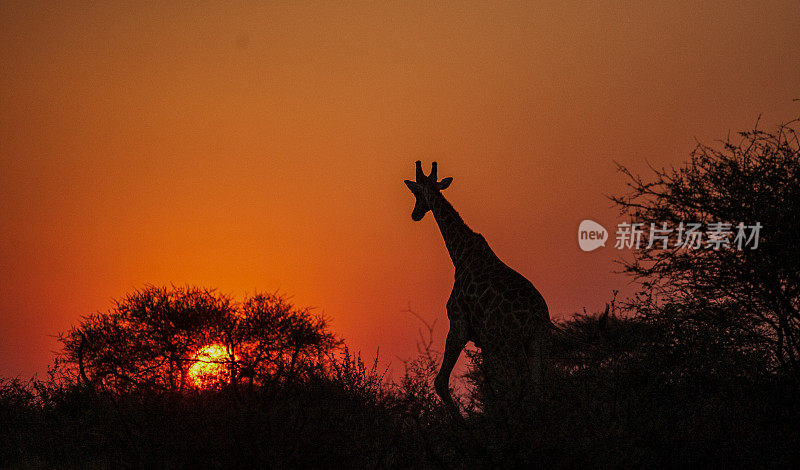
428, 191, 476, 268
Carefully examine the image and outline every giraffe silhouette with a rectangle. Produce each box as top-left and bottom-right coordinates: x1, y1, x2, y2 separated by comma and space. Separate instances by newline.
404, 161, 551, 407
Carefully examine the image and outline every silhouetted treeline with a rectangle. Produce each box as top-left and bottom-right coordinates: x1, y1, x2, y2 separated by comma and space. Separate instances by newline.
3, 306, 799, 468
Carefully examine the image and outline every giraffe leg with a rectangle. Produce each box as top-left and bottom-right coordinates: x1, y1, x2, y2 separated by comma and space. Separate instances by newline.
532, 338, 543, 388
526, 333, 545, 391
435, 322, 467, 408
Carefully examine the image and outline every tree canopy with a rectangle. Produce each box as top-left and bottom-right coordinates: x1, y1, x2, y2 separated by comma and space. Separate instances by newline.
59, 285, 338, 393
612, 117, 800, 375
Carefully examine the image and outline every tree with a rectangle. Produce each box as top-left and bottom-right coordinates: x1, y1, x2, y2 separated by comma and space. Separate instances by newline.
227, 292, 339, 389
59, 285, 338, 393
611, 117, 800, 375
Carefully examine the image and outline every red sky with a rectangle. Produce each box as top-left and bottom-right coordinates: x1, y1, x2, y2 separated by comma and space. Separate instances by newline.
1, 1, 799, 379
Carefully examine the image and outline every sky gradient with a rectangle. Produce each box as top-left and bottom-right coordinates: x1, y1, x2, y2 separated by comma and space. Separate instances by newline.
1, 1, 799, 379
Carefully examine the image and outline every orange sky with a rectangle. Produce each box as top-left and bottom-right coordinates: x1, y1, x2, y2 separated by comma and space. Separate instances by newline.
1, 1, 799, 379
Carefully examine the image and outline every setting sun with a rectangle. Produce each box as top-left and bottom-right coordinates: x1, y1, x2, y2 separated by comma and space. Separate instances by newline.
188, 343, 230, 389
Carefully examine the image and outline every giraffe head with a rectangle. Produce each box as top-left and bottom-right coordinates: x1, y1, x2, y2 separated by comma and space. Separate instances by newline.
404, 161, 452, 221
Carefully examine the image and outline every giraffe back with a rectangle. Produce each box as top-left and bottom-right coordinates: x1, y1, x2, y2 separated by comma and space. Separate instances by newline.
450, 233, 550, 349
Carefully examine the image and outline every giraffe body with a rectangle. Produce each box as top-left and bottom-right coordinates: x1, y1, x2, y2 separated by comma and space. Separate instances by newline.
405, 161, 550, 407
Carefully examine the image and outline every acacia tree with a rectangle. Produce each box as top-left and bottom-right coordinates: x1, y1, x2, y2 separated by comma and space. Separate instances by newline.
612, 117, 800, 375
225, 293, 339, 389
60, 285, 230, 393
60, 285, 338, 393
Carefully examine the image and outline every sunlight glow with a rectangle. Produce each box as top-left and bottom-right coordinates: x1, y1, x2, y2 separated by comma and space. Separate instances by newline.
188, 343, 230, 388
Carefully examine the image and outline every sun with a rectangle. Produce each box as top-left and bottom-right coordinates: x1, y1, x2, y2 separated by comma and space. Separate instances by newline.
188, 343, 230, 388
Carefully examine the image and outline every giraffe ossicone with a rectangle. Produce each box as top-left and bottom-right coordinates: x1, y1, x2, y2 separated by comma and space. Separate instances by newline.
404, 161, 551, 408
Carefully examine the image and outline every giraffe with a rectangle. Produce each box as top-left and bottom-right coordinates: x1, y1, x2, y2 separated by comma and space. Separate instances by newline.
404, 161, 551, 407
